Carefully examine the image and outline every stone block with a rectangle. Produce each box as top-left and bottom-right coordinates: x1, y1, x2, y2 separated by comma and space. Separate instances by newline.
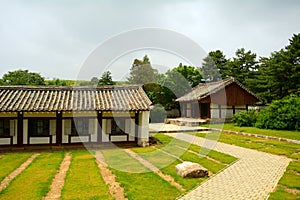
175, 161, 209, 178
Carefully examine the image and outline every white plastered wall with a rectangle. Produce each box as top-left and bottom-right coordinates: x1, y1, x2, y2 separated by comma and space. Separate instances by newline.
0, 119, 17, 145
0, 113, 18, 145
138, 111, 149, 146
24, 112, 57, 144
101, 113, 136, 142
210, 104, 247, 119
103, 118, 130, 142
62, 117, 98, 143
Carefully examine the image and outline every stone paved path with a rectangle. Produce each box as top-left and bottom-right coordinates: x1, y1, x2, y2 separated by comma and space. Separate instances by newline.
166, 133, 291, 200
95, 151, 127, 200
44, 153, 71, 200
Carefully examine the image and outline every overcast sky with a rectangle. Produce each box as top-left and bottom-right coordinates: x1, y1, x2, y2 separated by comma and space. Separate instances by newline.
0, 0, 299, 80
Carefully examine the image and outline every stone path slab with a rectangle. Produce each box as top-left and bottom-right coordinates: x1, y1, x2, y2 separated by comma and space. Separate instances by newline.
166, 133, 291, 200
44, 153, 71, 200
95, 151, 127, 200
149, 123, 208, 133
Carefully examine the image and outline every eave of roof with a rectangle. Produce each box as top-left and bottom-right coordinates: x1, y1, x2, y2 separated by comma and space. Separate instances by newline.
0, 85, 152, 112
176, 77, 261, 102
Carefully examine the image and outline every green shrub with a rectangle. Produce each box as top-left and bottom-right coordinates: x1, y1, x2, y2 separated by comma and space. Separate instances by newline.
255, 96, 300, 130
232, 110, 258, 127
150, 105, 166, 123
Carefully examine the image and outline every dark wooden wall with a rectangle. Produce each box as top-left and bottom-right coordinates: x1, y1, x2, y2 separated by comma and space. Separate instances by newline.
201, 83, 259, 106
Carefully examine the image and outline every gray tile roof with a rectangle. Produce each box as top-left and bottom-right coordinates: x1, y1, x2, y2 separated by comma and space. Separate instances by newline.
0, 85, 151, 112
176, 77, 260, 102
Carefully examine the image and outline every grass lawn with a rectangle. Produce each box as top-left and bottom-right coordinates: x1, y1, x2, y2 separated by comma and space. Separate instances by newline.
195, 131, 300, 160
132, 134, 237, 192
269, 160, 300, 199
0, 152, 64, 200
203, 123, 300, 141
101, 148, 181, 200
191, 129, 300, 199
0, 153, 32, 182
61, 150, 112, 200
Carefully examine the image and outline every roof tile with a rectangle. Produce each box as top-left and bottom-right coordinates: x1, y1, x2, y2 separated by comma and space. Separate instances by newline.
0, 85, 151, 112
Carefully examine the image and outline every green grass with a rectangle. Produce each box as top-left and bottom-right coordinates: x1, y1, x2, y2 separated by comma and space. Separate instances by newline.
61, 151, 112, 200
132, 146, 206, 191
193, 131, 300, 160
0, 153, 32, 182
277, 161, 300, 190
269, 161, 300, 199
155, 133, 237, 164
155, 134, 232, 173
0, 152, 64, 200
101, 148, 181, 200
188, 144, 237, 165
268, 185, 299, 200
202, 123, 300, 141
132, 134, 237, 192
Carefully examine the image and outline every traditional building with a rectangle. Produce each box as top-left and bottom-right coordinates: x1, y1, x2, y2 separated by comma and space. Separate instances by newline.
176, 77, 261, 119
0, 85, 151, 147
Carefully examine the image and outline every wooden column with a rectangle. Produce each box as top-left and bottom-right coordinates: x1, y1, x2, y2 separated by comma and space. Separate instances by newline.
56, 111, 62, 145
17, 112, 23, 146
218, 105, 222, 118
135, 111, 139, 143
246, 104, 249, 111
232, 106, 236, 115
208, 103, 211, 118
97, 111, 102, 143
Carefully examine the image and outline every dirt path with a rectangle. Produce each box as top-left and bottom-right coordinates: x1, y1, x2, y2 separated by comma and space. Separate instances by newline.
43, 153, 71, 200
124, 149, 184, 191
95, 151, 127, 200
0, 153, 40, 192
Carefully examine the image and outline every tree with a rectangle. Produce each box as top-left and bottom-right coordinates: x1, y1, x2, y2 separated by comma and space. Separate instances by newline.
46, 78, 69, 86
172, 63, 202, 87
127, 55, 158, 84
227, 48, 258, 85
98, 71, 115, 86
1, 69, 45, 85
90, 77, 99, 85
250, 33, 300, 102
201, 50, 228, 82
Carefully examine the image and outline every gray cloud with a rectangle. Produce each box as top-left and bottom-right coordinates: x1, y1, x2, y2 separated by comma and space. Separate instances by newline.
0, 0, 299, 80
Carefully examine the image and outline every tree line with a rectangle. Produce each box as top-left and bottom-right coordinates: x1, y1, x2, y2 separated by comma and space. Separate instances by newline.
0, 70, 115, 87
1, 33, 299, 108
127, 33, 300, 107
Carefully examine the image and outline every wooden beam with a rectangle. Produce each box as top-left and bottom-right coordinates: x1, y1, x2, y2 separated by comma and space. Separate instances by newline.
56, 111, 62, 145
135, 111, 139, 143
17, 112, 23, 146
97, 111, 102, 143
